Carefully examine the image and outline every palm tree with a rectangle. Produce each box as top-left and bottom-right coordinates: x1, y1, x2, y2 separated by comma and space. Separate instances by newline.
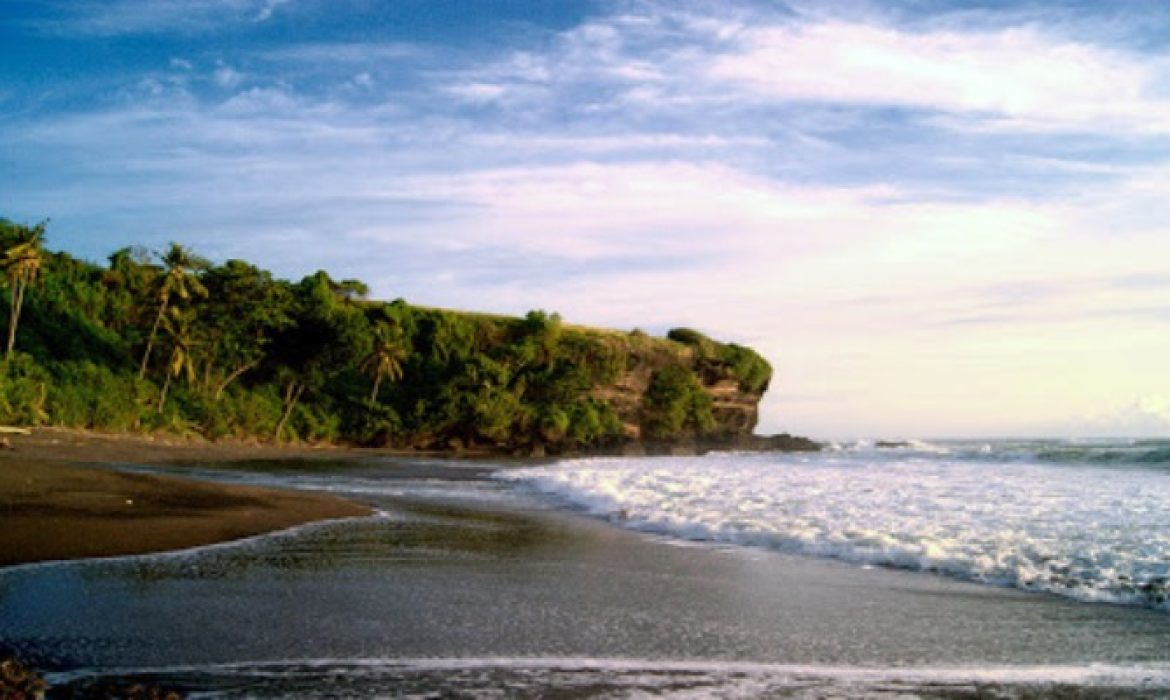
2, 221, 46, 359
139, 243, 208, 379
157, 308, 199, 413
360, 323, 407, 405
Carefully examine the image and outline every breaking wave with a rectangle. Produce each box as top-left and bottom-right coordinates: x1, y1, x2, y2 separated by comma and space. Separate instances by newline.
498, 443, 1170, 611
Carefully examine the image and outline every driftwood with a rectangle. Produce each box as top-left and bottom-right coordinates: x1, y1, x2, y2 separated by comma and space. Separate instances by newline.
0, 426, 31, 435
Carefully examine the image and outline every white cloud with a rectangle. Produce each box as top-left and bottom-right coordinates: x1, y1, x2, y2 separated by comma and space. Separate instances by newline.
445, 83, 509, 104
455, 6, 1170, 135
711, 22, 1140, 114
258, 42, 421, 64
213, 63, 245, 89
254, 0, 290, 22
1067, 396, 1170, 437
41, 0, 295, 36
377, 161, 903, 260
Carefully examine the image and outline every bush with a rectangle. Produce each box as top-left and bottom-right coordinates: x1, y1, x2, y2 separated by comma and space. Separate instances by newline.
46, 361, 152, 431
719, 343, 772, 393
641, 365, 714, 440
666, 327, 717, 359
0, 354, 50, 425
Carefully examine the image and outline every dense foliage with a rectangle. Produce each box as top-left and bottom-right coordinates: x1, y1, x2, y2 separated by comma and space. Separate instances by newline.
0, 218, 772, 452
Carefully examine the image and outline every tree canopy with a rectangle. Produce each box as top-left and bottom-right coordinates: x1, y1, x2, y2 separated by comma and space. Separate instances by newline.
0, 218, 773, 452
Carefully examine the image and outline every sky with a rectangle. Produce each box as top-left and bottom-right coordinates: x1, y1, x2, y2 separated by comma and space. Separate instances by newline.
2, 0, 1169, 439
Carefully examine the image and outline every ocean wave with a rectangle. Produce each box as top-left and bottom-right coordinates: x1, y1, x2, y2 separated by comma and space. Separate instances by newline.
45, 657, 1170, 698
1034, 445, 1170, 466
499, 451, 1170, 611
827, 439, 1170, 469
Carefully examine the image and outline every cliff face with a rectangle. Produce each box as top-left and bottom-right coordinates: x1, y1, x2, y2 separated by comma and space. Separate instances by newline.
399, 316, 774, 454
580, 327, 771, 449
593, 351, 766, 441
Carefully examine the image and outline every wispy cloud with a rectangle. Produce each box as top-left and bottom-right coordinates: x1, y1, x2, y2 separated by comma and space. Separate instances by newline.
257, 42, 421, 64
708, 20, 1170, 133
438, 4, 1170, 136
35, 0, 293, 36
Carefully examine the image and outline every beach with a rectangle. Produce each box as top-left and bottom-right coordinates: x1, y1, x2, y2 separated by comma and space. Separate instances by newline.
0, 428, 373, 567
1, 436, 1169, 697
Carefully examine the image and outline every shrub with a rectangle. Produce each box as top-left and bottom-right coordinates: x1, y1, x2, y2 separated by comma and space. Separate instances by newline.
641, 365, 714, 440
0, 354, 50, 425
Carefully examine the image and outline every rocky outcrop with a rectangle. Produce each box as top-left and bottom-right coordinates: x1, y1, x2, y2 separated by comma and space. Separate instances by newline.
579, 327, 816, 453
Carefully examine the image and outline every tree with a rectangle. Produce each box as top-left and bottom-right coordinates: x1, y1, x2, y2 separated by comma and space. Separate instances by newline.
198, 260, 293, 399
102, 246, 155, 333
156, 307, 198, 413
359, 322, 407, 405
641, 365, 715, 440
1, 221, 46, 358
139, 243, 207, 379
269, 271, 369, 442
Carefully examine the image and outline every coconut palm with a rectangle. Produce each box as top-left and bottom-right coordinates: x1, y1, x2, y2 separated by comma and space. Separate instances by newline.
360, 323, 407, 405
1, 221, 46, 358
139, 243, 208, 379
157, 307, 199, 413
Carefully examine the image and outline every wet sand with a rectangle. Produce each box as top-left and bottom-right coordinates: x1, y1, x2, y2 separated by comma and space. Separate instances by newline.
0, 428, 372, 566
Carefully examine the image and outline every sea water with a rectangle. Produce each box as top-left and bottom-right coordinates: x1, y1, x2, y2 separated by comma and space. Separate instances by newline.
498, 439, 1170, 611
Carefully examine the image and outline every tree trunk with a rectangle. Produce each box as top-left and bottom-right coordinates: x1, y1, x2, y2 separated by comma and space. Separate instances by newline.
6, 283, 19, 359
369, 374, 382, 406
215, 360, 260, 401
139, 295, 169, 379
158, 373, 172, 414
202, 352, 215, 394
6, 274, 27, 359
274, 381, 305, 443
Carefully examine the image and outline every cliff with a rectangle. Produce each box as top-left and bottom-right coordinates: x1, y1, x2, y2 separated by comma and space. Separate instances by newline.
585, 327, 767, 441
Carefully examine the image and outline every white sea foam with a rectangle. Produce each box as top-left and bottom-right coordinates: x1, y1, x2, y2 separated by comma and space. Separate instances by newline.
43, 660, 1170, 700
498, 448, 1170, 610
45, 657, 1170, 698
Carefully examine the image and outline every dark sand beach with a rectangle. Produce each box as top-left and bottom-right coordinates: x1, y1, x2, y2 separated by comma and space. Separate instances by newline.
0, 428, 372, 567
3, 430, 1170, 696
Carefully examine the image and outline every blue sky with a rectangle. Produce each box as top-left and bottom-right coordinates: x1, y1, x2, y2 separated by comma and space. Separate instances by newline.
3, 0, 1170, 437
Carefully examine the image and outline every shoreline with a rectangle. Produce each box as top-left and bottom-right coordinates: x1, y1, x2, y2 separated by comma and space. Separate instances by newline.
0, 428, 375, 567
0, 425, 820, 568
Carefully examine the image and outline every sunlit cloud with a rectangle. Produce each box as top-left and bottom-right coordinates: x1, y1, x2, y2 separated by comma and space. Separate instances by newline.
1055, 396, 1170, 438
707, 20, 1170, 132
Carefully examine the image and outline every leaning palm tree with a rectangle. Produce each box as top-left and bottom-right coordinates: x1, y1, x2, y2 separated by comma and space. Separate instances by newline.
359, 323, 408, 405
2, 221, 46, 359
156, 308, 199, 413
139, 243, 208, 379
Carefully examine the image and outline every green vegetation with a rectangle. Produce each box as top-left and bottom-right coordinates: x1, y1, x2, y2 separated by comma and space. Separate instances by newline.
667, 327, 772, 393
641, 365, 715, 440
0, 218, 773, 452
